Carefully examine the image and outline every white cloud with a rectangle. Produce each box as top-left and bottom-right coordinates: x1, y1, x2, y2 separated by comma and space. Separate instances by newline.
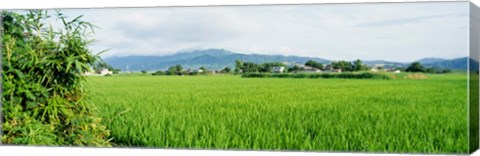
61, 2, 469, 62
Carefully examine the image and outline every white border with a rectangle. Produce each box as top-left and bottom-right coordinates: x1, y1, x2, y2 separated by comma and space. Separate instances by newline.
0, 0, 473, 9
0, 0, 478, 156
0, 145, 463, 156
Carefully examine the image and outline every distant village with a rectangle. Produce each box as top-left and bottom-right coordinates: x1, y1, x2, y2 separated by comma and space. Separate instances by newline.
84, 59, 452, 76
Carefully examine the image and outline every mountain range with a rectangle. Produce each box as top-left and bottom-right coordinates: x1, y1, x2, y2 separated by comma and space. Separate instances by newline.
103, 49, 474, 71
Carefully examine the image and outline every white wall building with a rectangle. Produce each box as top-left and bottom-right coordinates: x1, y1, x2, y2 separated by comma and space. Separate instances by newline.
100, 68, 113, 75
271, 66, 285, 73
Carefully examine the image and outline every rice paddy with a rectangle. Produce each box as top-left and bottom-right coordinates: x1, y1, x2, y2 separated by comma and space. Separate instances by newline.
86, 73, 469, 154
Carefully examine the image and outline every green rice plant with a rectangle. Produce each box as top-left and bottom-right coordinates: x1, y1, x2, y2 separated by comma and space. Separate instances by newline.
1, 10, 111, 146
87, 73, 468, 154
241, 72, 394, 80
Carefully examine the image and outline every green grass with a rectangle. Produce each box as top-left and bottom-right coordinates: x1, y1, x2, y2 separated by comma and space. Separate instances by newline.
241, 72, 395, 79
86, 73, 468, 154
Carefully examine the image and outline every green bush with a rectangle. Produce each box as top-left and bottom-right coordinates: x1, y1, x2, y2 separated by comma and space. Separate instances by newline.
152, 70, 165, 76
1, 10, 111, 146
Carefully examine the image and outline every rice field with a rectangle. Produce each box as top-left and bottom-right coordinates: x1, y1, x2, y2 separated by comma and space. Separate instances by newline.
86, 73, 469, 154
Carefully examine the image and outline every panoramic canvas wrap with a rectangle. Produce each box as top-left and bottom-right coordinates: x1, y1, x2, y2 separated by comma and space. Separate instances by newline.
1, 1, 479, 154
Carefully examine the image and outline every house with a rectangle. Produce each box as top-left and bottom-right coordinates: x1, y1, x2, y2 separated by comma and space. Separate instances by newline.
193, 69, 204, 73
271, 66, 285, 73
83, 67, 113, 76
99, 68, 113, 75
303, 66, 321, 73
330, 69, 342, 73
384, 68, 396, 72
323, 65, 342, 73
383, 68, 401, 73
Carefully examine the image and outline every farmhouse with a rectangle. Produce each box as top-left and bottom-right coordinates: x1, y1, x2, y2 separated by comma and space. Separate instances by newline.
303, 66, 321, 73
323, 65, 342, 73
271, 66, 285, 73
322, 69, 342, 73
381, 68, 401, 73
193, 69, 204, 73
84, 67, 113, 76
99, 68, 113, 75
330, 69, 342, 73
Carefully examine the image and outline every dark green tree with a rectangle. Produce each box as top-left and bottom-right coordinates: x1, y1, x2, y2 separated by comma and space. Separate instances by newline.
260, 62, 285, 72
152, 70, 165, 75
305, 60, 323, 69
235, 60, 244, 73
288, 65, 303, 73
406, 62, 425, 72
331, 60, 354, 71
175, 64, 183, 72
112, 68, 121, 74
221, 67, 231, 73
199, 66, 207, 72
166, 65, 184, 75
353, 59, 369, 71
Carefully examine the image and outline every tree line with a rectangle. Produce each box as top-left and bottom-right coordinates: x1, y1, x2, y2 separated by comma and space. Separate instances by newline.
234, 59, 370, 73
404, 62, 451, 73
100, 59, 452, 76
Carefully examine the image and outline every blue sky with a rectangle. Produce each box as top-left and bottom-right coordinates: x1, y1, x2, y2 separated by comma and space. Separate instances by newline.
59, 2, 469, 62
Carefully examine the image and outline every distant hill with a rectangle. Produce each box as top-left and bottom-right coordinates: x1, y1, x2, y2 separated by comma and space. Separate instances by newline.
420, 57, 468, 70
103, 49, 470, 71
417, 57, 448, 64
104, 49, 330, 71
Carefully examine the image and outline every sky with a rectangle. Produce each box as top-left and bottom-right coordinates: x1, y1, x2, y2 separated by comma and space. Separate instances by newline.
56, 2, 469, 62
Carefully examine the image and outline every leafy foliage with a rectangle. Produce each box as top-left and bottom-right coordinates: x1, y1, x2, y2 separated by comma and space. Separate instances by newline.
234, 61, 285, 73
406, 62, 451, 74
166, 64, 183, 75
151, 70, 165, 76
406, 62, 425, 72
93, 61, 120, 74
305, 60, 323, 69
220, 67, 231, 73
1, 10, 111, 146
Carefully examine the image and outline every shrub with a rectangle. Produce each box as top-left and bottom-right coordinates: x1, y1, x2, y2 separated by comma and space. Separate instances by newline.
1, 10, 111, 146
241, 72, 270, 78
152, 71, 165, 76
